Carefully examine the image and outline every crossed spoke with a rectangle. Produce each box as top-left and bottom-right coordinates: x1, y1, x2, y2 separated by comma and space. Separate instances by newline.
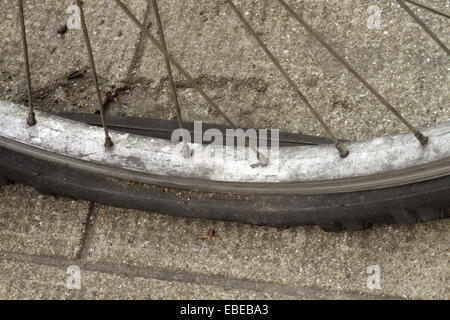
404, 0, 450, 19
114, 0, 275, 164
224, 0, 349, 158
275, 0, 431, 146
114, 0, 236, 129
396, 0, 450, 56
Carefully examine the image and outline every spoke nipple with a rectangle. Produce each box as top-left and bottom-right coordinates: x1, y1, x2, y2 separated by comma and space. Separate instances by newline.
415, 132, 429, 146
27, 112, 36, 126
104, 136, 114, 148
336, 143, 349, 158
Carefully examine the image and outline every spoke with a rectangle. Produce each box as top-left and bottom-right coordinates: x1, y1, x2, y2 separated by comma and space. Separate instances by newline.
114, 0, 236, 128
17, 0, 36, 126
225, 0, 349, 158
396, 0, 450, 56
276, 0, 429, 146
404, 0, 450, 19
76, 0, 113, 148
115, 0, 274, 166
150, 0, 183, 129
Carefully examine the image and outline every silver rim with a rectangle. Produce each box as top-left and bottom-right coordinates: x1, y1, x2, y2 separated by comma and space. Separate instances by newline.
1, 100, 449, 195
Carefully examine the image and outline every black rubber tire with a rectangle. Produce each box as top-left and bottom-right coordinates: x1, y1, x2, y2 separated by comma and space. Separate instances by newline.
0, 145, 448, 231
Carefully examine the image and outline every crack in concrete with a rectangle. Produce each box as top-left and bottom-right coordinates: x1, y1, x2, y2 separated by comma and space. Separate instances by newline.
76, 202, 99, 260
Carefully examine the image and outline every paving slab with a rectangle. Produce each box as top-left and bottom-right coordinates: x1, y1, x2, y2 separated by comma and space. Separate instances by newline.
85, 206, 449, 299
0, 259, 294, 300
0, 184, 89, 258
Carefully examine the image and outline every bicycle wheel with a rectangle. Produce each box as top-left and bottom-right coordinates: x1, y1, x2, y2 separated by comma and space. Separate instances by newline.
0, 0, 448, 231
